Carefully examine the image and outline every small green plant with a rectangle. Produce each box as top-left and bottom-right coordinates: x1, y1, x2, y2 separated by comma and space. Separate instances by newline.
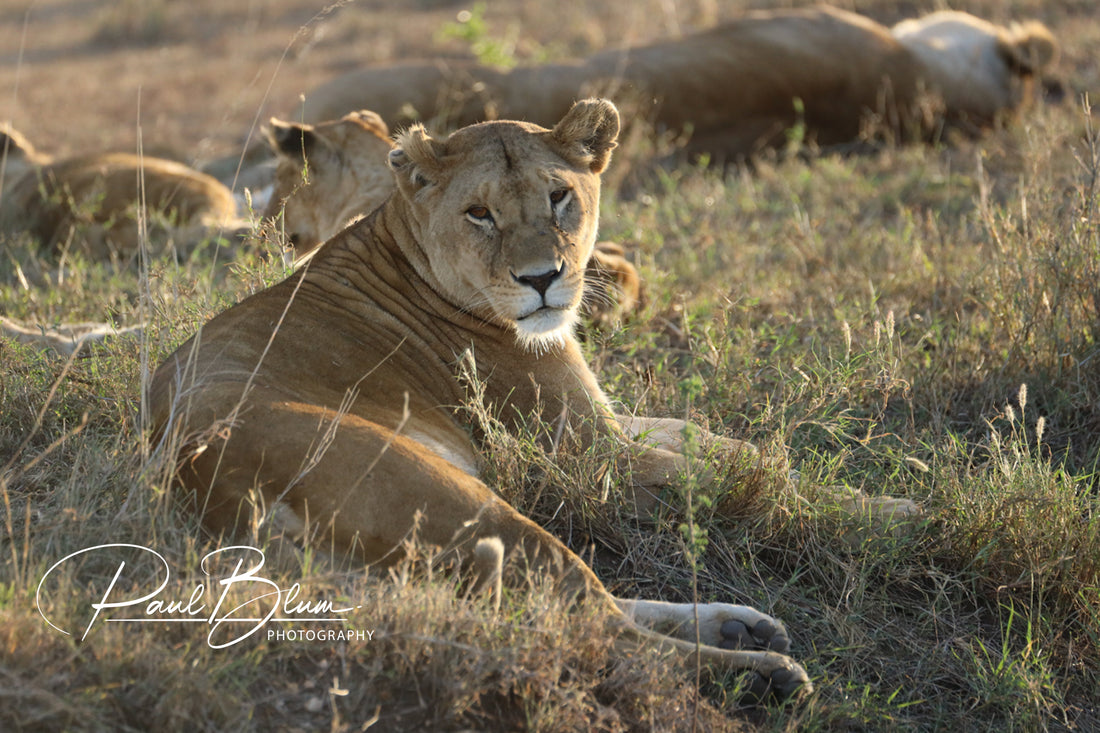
437, 3, 520, 69
676, 373, 712, 568
952, 602, 1064, 728
785, 96, 807, 154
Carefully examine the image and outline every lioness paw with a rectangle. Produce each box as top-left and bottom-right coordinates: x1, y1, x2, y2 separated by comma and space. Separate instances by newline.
743, 658, 813, 702
616, 599, 791, 654
698, 603, 791, 653
831, 488, 924, 544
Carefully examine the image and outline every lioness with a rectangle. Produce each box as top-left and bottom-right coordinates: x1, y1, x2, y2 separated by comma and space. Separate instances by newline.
299, 6, 1057, 161
0, 133, 243, 260
263, 109, 640, 322
151, 99, 914, 698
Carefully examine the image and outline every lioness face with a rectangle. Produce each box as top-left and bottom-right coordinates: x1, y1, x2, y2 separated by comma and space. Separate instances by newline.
265, 110, 394, 254
387, 99, 620, 351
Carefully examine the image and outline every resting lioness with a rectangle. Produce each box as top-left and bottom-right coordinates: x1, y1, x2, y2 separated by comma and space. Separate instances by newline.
298, 6, 1057, 161
0, 131, 243, 260
151, 99, 915, 697
262, 109, 640, 322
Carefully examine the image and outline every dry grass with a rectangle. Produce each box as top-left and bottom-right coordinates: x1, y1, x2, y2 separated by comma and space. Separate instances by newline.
3, 0, 1100, 730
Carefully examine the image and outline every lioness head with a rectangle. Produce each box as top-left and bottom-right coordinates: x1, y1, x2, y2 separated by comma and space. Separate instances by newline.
264, 110, 394, 253
891, 11, 1058, 122
386, 98, 619, 350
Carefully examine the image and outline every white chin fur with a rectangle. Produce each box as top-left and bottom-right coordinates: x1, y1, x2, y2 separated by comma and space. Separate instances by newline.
512, 308, 577, 353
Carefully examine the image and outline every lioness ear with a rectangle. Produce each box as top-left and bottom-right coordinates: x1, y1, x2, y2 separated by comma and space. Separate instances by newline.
388, 124, 445, 192
549, 98, 620, 174
266, 118, 319, 163
997, 20, 1059, 75
1, 124, 39, 161
0, 130, 21, 159
343, 109, 390, 139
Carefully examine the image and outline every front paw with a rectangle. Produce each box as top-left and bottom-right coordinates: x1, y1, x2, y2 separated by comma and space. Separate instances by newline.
830, 488, 923, 544
696, 602, 792, 653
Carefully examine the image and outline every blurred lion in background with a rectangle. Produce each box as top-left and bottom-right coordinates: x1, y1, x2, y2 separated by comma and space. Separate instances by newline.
1, 126, 244, 262
297, 6, 1058, 162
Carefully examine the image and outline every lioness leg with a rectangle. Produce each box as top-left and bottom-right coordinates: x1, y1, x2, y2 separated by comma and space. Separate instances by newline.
612, 414, 758, 513
616, 599, 791, 652
175, 393, 584, 571
0, 316, 143, 356
172, 393, 810, 696
616, 414, 921, 535
619, 414, 758, 459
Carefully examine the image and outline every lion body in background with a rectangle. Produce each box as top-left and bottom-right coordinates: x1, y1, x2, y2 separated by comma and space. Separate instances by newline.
0, 132, 246, 353
0, 141, 242, 261
299, 5, 1057, 161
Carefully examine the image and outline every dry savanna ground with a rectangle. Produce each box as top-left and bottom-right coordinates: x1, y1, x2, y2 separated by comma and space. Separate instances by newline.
2, 0, 1100, 730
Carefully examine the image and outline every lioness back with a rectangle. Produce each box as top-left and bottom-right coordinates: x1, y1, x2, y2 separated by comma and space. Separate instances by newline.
298, 6, 1056, 161
0, 150, 240, 259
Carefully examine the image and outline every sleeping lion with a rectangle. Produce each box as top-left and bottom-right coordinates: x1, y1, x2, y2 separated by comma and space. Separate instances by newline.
152, 99, 919, 699
0, 127, 243, 261
297, 6, 1057, 161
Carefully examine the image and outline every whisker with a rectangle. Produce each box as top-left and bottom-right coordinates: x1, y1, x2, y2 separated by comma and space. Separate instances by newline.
582, 273, 618, 309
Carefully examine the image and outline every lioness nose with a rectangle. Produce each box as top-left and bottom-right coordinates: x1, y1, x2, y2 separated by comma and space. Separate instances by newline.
513, 262, 564, 297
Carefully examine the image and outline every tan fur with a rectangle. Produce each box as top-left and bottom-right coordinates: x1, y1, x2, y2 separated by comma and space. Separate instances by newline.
299, 6, 1057, 161
152, 100, 915, 698
265, 110, 640, 322
0, 137, 243, 260
1, 124, 50, 189
263, 110, 396, 252
891, 11, 1058, 130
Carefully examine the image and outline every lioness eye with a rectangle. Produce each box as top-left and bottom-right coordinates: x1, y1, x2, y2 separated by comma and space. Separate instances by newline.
550, 189, 571, 205
466, 205, 492, 222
